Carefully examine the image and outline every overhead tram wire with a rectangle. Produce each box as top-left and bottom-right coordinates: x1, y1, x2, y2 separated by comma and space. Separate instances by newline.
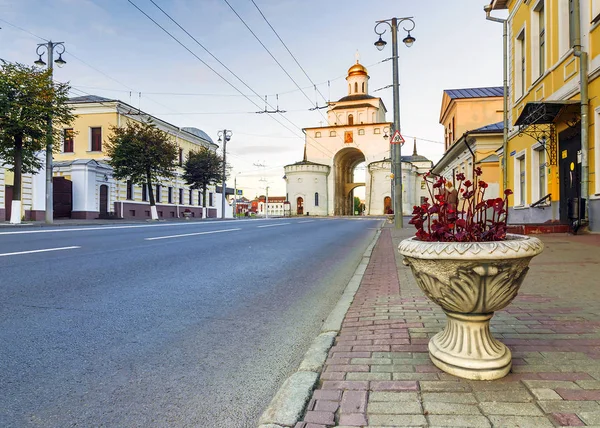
64, 50, 183, 115
0, 18, 48, 41
220, 0, 361, 150
138, 0, 336, 158
220, 0, 322, 110
146, 0, 338, 155
0, 19, 179, 116
249, 0, 327, 106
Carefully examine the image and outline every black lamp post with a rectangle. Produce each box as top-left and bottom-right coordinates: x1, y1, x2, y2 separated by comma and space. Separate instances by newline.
35, 41, 66, 224
374, 17, 416, 228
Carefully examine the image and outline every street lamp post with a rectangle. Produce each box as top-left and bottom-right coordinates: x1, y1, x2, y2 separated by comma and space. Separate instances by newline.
35, 41, 66, 224
217, 129, 232, 219
374, 17, 416, 229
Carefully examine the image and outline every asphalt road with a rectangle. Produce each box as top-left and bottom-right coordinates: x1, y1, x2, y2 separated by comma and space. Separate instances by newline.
0, 217, 381, 427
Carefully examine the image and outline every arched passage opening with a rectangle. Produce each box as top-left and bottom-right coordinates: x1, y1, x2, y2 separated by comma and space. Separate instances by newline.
333, 147, 365, 216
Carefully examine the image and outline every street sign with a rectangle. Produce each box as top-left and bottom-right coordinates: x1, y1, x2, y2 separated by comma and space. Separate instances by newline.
390, 130, 405, 145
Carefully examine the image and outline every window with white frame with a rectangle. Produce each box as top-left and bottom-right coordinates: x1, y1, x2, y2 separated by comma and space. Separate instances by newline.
90, 127, 102, 152
538, 148, 547, 200
558, 0, 572, 55
532, 144, 547, 202
532, 1, 545, 78
594, 108, 600, 193
593, 0, 600, 25
515, 152, 527, 206
516, 28, 526, 99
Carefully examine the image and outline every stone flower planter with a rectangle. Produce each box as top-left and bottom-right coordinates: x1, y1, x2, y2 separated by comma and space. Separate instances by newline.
399, 234, 544, 380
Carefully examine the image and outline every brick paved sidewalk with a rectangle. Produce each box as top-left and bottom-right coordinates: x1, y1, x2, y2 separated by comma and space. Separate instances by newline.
295, 226, 600, 428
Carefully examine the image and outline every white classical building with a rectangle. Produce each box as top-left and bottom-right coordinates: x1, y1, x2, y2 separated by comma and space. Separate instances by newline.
284, 60, 432, 216
1, 96, 233, 222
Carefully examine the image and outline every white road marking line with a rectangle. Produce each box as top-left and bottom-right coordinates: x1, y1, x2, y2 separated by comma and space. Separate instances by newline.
298, 220, 314, 223
145, 228, 241, 241
0, 222, 217, 236
256, 223, 291, 228
0, 246, 81, 257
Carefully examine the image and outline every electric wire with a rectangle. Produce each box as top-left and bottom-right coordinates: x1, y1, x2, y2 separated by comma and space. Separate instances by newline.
137, 0, 336, 157
0, 18, 48, 41
220, 0, 317, 109
220, 0, 358, 150
249, 0, 328, 105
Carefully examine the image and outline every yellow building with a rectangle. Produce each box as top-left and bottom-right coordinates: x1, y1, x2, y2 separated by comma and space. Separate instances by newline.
433, 87, 504, 198
488, 0, 598, 231
52, 95, 220, 220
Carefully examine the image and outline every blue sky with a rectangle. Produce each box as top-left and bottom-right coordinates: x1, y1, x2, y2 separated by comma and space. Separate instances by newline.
1, 0, 505, 197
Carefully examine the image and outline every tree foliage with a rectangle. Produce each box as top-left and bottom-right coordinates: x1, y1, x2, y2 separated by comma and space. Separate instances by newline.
106, 119, 177, 208
0, 61, 75, 199
183, 146, 224, 207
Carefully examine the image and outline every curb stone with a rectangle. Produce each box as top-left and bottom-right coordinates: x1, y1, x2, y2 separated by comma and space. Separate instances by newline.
258, 225, 383, 427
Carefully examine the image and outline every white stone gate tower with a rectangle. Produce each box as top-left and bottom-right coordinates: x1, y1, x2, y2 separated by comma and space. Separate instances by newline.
285, 60, 394, 216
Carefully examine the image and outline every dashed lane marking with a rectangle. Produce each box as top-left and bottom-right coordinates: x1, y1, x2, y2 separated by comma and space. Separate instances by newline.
0, 246, 81, 257
256, 223, 291, 228
145, 228, 241, 241
0, 222, 217, 236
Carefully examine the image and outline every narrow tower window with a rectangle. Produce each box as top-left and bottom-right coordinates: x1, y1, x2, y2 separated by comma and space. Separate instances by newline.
362, 82, 365, 93
348, 114, 354, 125
354, 82, 358, 93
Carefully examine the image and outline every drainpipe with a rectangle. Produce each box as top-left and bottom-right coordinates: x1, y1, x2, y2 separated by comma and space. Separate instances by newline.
573, 0, 589, 223
484, 5, 508, 192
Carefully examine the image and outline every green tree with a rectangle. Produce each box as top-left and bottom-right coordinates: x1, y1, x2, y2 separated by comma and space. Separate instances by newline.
354, 196, 361, 215
183, 146, 224, 218
0, 61, 74, 223
106, 120, 177, 220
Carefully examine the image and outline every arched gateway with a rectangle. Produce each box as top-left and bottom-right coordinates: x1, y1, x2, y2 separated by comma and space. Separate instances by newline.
284, 58, 432, 216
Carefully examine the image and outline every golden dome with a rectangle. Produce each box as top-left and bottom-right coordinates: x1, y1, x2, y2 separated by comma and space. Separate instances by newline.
348, 61, 367, 76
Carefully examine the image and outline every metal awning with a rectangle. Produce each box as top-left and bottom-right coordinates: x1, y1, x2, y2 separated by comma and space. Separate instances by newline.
514, 101, 580, 167
514, 101, 579, 126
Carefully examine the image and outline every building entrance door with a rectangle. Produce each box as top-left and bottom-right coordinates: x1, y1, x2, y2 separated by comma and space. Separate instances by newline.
558, 128, 581, 224
99, 184, 109, 218
53, 177, 72, 218
296, 197, 304, 215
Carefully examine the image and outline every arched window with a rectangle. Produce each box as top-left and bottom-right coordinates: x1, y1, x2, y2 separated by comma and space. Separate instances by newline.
348, 114, 354, 125
315, 192, 319, 207
354, 82, 358, 93
362, 82, 365, 93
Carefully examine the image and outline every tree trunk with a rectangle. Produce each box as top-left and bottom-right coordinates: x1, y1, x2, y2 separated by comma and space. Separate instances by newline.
10, 134, 23, 224
13, 134, 23, 200
146, 170, 158, 220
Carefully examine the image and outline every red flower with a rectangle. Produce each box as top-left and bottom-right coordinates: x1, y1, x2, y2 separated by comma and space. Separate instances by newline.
410, 169, 512, 242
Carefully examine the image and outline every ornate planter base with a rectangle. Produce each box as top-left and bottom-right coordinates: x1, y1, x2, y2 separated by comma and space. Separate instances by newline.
429, 312, 511, 380
399, 234, 544, 381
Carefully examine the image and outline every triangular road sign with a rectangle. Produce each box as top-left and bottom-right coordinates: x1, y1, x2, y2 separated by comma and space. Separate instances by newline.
391, 130, 405, 145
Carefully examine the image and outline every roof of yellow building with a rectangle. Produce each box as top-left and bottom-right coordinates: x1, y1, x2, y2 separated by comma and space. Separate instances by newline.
444, 87, 503, 99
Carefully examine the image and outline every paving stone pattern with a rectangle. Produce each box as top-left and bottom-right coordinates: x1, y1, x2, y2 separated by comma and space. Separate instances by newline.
295, 226, 600, 427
